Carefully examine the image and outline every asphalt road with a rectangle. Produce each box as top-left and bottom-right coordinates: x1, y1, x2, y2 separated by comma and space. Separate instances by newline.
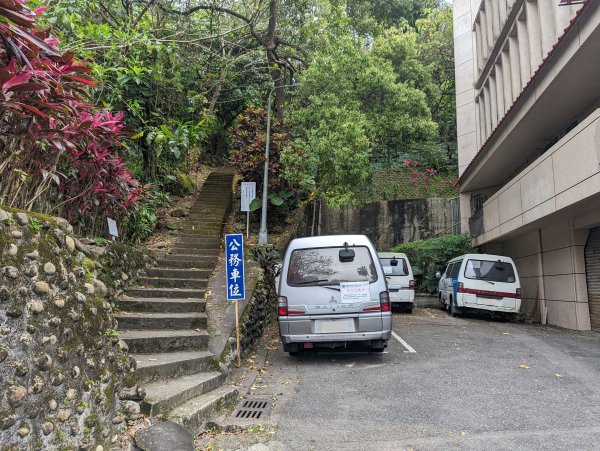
243, 308, 600, 451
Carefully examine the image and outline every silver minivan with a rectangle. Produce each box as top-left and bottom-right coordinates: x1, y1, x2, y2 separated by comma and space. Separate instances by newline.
277, 235, 392, 355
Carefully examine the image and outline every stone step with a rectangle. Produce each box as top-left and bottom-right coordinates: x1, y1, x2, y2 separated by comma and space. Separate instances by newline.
133, 351, 215, 384
137, 277, 208, 290
168, 242, 220, 251
158, 256, 217, 269
126, 287, 205, 299
168, 247, 219, 256
118, 297, 206, 313
115, 312, 207, 330
119, 329, 209, 353
141, 371, 226, 416
179, 225, 222, 232
145, 268, 213, 279
187, 210, 227, 215
170, 386, 240, 435
184, 218, 225, 225
174, 236, 220, 244
178, 230, 222, 237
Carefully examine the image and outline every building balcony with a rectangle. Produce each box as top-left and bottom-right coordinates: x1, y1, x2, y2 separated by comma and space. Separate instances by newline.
473, 109, 600, 247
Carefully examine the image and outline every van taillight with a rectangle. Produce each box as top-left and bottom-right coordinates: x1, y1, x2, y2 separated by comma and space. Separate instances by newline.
516, 288, 521, 299
278, 296, 288, 316
409, 280, 415, 290
457, 282, 464, 293
380, 291, 391, 312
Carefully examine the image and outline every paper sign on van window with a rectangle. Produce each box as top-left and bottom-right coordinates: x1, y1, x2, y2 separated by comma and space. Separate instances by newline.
340, 281, 370, 302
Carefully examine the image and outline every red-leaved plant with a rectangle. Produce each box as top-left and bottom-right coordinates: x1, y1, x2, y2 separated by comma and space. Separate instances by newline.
0, 0, 143, 232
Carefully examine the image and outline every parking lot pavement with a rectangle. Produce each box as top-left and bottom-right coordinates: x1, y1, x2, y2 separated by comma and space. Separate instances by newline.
267, 309, 600, 450
199, 309, 600, 450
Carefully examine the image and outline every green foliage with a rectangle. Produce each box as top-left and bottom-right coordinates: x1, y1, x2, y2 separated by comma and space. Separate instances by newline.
390, 234, 476, 294
283, 39, 436, 207
362, 169, 457, 202
229, 106, 299, 219
250, 245, 282, 292
168, 173, 195, 197
28, 217, 44, 232
122, 190, 170, 244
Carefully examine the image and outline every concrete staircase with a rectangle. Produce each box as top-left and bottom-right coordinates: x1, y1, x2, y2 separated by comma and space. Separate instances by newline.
117, 169, 239, 433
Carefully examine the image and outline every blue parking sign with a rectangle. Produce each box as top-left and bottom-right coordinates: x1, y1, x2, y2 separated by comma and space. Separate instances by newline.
225, 234, 245, 301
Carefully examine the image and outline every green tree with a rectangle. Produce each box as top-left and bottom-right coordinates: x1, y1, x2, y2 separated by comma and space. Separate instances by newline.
282, 40, 436, 205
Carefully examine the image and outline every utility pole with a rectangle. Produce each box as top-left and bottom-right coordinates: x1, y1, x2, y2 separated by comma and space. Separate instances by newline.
258, 83, 299, 245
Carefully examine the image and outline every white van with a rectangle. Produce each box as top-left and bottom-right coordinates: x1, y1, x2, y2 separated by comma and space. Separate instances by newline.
438, 253, 521, 319
277, 235, 392, 355
378, 252, 415, 313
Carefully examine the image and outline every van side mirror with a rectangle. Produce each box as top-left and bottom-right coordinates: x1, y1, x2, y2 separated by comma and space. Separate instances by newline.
435, 271, 441, 279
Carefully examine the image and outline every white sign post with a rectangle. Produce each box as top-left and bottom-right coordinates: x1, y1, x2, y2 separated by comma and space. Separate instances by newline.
240, 182, 256, 239
107, 218, 119, 242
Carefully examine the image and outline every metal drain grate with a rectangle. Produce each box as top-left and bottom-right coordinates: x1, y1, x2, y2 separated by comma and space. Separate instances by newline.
233, 396, 272, 420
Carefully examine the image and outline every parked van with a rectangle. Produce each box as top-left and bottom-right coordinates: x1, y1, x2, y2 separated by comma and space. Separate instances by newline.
378, 252, 415, 313
438, 254, 521, 319
277, 235, 392, 354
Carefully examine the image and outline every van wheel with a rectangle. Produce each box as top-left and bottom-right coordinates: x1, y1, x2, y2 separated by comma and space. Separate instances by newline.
450, 300, 461, 317
371, 340, 386, 353
283, 343, 300, 355
439, 295, 445, 310
406, 307, 413, 314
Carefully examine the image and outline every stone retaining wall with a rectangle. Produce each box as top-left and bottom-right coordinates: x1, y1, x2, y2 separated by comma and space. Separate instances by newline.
0, 207, 149, 450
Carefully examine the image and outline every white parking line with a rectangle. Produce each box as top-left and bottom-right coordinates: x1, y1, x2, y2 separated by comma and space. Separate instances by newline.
392, 331, 417, 353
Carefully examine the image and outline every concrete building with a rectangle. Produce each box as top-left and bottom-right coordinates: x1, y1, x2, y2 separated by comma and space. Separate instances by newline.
453, 0, 600, 330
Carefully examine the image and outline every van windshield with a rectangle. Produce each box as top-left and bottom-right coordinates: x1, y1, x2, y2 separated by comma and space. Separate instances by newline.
464, 259, 516, 283
287, 246, 377, 286
379, 258, 409, 276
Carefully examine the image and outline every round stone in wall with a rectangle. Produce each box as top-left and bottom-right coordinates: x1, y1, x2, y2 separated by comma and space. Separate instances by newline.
7, 244, 17, 256
65, 236, 75, 252
30, 302, 44, 314
15, 212, 28, 225
43, 262, 56, 275
11, 230, 23, 239
54, 298, 65, 309
42, 421, 54, 435
3, 266, 18, 278
33, 281, 50, 295
37, 354, 53, 371
8, 385, 27, 407
26, 250, 39, 260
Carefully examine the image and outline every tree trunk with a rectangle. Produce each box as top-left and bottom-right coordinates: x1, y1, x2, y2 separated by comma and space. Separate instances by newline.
266, 0, 285, 122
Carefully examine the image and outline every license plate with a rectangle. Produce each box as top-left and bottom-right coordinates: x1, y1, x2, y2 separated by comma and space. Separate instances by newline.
320, 319, 354, 333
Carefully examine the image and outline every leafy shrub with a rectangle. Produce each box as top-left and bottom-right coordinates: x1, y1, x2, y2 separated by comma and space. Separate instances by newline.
167, 173, 195, 196
122, 190, 170, 244
0, 3, 144, 234
390, 234, 476, 294
229, 106, 299, 220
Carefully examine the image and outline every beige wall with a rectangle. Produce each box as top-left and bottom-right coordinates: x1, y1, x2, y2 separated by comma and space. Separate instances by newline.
497, 221, 591, 330
453, 0, 479, 177
474, 109, 600, 247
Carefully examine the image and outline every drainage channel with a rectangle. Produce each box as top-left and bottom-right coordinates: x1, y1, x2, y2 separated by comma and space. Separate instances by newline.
232, 396, 273, 420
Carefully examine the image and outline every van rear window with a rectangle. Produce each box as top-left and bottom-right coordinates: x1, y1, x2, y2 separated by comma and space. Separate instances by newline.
287, 246, 377, 286
464, 259, 516, 283
379, 258, 409, 276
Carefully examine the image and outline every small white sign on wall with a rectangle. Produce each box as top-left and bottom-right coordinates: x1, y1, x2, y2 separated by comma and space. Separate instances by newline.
107, 217, 119, 237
